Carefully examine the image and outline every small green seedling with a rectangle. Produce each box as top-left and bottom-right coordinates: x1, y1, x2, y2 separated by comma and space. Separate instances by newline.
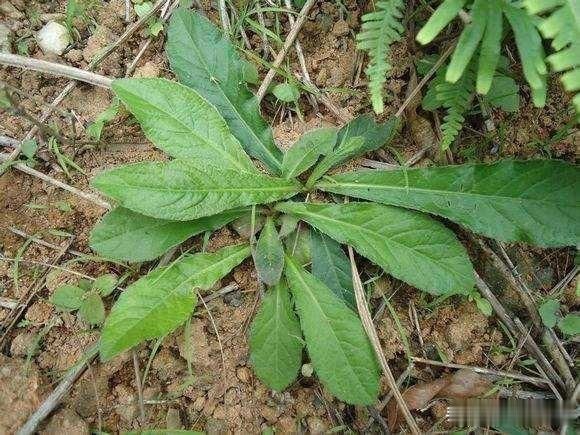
88, 8, 579, 406
50, 274, 117, 326
539, 299, 580, 336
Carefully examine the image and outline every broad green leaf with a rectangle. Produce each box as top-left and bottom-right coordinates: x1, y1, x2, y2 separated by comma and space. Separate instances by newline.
285, 255, 380, 405
90, 207, 245, 262
281, 128, 338, 179
92, 159, 301, 221
539, 299, 560, 328
93, 274, 117, 297
78, 293, 105, 326
416, 0, 466, 45
112, 78, 254, 173
446, 0, 487, 83
273, 83, 300, 102
51, 285, 85, 311
307, 115, 399, 186
167, 8, 283, 173
558, 314, 580, 335
249, 281, 303, 391
484, 75, 520, 112
477, 0, 503, 94
278, 213, 299, 238
100, 244, 250, 360
318, 160, 580, 247
253, 217, 285, 285
277, 202, 474, 296
310, 229, 355, 309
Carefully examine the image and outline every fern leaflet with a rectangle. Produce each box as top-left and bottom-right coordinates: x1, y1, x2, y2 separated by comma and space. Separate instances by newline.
356, 0, 405, 114
437, 63, 476, 150
524, 0, 580, 120
417, 0, 548, 107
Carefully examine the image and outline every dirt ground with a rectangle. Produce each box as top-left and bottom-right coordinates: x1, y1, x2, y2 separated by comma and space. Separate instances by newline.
1, 0, 578, 433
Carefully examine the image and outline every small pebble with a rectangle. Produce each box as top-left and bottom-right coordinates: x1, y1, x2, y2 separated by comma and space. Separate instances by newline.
36, 21, 70, 55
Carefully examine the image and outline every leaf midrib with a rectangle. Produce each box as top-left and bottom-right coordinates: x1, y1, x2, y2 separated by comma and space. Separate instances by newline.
175, 13, 281, 172
320, 176, 577, 207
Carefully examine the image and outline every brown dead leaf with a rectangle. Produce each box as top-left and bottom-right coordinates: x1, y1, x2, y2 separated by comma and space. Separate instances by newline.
386, 369, 491, 431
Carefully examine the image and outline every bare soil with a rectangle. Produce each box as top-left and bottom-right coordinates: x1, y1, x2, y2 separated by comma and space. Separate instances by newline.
1, 0, 577, 433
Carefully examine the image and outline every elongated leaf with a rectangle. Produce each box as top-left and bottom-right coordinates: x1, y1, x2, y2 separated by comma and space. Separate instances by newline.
310, 229, 355, 309
254, 217, 285, 285
416, 0, 466, 45
503, 3, 547, 106
278, 202, 474, 295
167, 8, 283, 173
249, 281, 303, 391
90, 207, 245, 262
307, 116, 399, 186
285, 255, 380, 405
318, 160, 580, 247
100, 244, 250, 360
446, 0, 487, 83
92, 159, 301, 221
477, 0, 503, 94
112, 79, 255, 172
281, 127, 337, 179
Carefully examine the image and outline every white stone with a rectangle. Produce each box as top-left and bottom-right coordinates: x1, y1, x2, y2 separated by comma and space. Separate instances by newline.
0, 24, 11, 53
36, 21, 71, 55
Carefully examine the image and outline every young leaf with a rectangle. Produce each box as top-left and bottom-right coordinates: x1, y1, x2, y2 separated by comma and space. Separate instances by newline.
416, 0, 467, 45
277, 202, 474, 296
284, 227, 311, 266
253, 217, 285, 285
78, 293, 105, 326
92, 159, 301, 221
273, 83, 300, 103
111, 78, 255, 173
539, 299, 560, 328
93, 274, 117, 297
285, 255, 380, 405
90, 207, 245, 262
167, 8, 283, 174
281, 127, 338, 179
51, 285, 85, 311
249, 281, 303, 391
100, 244, 250, 360
307, 115, 399, 185
558, 314, 580, 336
86, 97, 120, 141
318, 160, 580, 247
484, 75, 520, 112
310, 229, 355, 309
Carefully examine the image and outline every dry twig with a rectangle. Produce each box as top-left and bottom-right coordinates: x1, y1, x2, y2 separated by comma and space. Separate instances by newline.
256, 0, 316, 101
348, 246, 420, 434
0, 53, 113, 88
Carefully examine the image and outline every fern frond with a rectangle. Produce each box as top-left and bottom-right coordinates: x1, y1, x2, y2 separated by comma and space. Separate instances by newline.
437, 63, 476, 150
416, 0, 548, 106
524, 0, 580, 119
356, 0, 405, 114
